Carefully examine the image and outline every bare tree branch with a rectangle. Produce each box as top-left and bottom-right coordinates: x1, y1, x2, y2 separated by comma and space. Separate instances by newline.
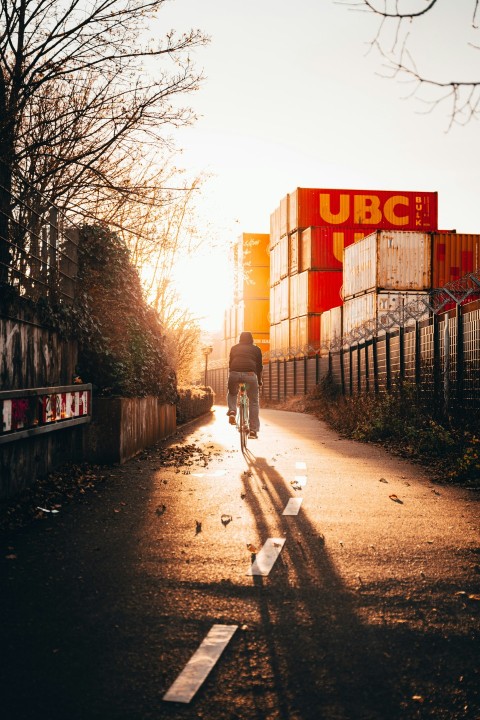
340, 0, 480, 127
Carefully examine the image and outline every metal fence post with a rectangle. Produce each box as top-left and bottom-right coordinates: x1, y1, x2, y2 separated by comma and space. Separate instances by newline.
456, 303, 464, 410
268, 359, 272, 400
385, 331, 391, 392
399, 326, 405, 381
372, 336, 379, 394
444, 314, 450, 414
357, 344, 361, 393
433, 313, 441, 416
365, 340, 370, 393
415, 320, 421, 388
340, 348, 345, 395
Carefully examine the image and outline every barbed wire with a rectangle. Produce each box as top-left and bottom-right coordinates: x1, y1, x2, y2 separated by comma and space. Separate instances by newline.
210, 268, 480, 369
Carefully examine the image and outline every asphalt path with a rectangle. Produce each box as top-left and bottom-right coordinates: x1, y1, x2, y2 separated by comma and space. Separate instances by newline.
0, 406, 479, 720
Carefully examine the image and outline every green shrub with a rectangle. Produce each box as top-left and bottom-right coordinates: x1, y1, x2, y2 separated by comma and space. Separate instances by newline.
73, 224, 177, 402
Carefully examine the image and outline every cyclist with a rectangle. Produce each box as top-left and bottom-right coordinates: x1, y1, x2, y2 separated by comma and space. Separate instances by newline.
226, 331, 263, 439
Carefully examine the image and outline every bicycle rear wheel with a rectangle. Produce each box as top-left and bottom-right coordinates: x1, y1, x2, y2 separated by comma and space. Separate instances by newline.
239, 400, 248, 451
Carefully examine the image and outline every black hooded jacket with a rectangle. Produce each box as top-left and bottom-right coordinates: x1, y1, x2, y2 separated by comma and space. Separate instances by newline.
229, 331, 263, 383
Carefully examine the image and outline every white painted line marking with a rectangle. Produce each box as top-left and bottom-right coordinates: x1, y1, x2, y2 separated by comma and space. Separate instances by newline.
191, 470, 226, 478
283, 498, 303, 515
294, 475, 307, 487
163, 624, 237, 703
295, 461, 307, 470
247, 538, 286, 576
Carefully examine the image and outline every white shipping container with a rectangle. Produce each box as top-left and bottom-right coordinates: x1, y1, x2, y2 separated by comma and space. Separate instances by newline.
270, 243, 281, 286
270, 321, 289, 356
289, 274, 298, 317
342, 291, 430, 336
279, 276, 289, 320
289, 316, 299, 350
343, 230, 432, 299
269, 286, 277, 325
279, 235, 289, 279
289, 231, 299, 274
320, 306, 343, 354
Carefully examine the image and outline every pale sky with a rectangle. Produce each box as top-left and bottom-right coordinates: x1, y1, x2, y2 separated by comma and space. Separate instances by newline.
155, 1, 480, 332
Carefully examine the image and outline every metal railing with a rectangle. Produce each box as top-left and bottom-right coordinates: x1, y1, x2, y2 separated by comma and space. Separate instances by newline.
0, 174, 79, 304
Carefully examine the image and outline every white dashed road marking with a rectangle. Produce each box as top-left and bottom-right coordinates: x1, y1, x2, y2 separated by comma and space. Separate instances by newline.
294, 475, 307, 487
295, 461, 307, 470
282, 498, 303, 515
191, 470, 226, 478
246, 537, 286, 576
163, 624, 238, 703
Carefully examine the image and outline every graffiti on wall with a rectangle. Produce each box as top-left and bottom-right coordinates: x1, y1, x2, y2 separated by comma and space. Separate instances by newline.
1, 389, 90, 435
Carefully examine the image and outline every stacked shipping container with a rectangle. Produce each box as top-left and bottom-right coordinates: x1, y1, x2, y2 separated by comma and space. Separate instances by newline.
223, 233, 270, 358
342, 230, 432, 335
341, 230, 480, 338
221, 190, 479, 361
269, 188, 438, 356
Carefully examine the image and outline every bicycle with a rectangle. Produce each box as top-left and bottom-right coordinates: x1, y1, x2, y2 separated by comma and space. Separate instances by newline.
236, 382, 250, 451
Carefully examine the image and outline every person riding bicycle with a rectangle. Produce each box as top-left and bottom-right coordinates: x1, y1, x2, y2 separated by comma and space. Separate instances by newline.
227, 331, 263, 439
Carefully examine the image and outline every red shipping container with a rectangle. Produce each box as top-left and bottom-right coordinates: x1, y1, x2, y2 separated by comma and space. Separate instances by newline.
432, 233, 480, 288
299, 226, 367, 271
298, 314, 321, 350
288, 188, 438, 234
296, 270, 343, 314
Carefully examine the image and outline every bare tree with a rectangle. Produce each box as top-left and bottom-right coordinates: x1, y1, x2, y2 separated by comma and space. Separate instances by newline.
0, 0, 208, 280
342, 0, 480, 128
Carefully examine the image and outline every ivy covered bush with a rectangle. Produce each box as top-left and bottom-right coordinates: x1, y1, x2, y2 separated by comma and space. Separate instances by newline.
73, 224, 177, 401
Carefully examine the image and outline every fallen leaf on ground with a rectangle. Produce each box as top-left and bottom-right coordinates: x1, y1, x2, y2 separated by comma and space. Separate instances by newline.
221, 514, 232, 527
246, 543, 257, 554
389, 494, 403, 504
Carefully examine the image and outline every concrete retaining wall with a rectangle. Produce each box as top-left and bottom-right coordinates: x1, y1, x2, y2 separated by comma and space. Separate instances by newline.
85, 397, 177, 465
0, 302, 77, 390
0, 424, 86, 500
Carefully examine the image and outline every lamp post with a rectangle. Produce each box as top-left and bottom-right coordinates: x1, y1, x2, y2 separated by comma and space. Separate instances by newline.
202, 345, 213, 387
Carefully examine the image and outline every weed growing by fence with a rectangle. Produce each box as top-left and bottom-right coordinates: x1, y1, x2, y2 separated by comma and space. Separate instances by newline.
309, 373, 480, 487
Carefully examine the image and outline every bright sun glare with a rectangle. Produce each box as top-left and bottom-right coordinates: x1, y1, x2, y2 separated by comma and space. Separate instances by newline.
171, 251, 233, 333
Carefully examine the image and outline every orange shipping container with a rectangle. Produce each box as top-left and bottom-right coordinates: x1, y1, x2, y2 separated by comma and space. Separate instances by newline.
299, 227, 367, 272
287, 188, 438, 234
238, 299, 270, 335
433, 233, 480, 288
296, 270, 343, 314
236, 232, 270, 268
240, 265, 270, 301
